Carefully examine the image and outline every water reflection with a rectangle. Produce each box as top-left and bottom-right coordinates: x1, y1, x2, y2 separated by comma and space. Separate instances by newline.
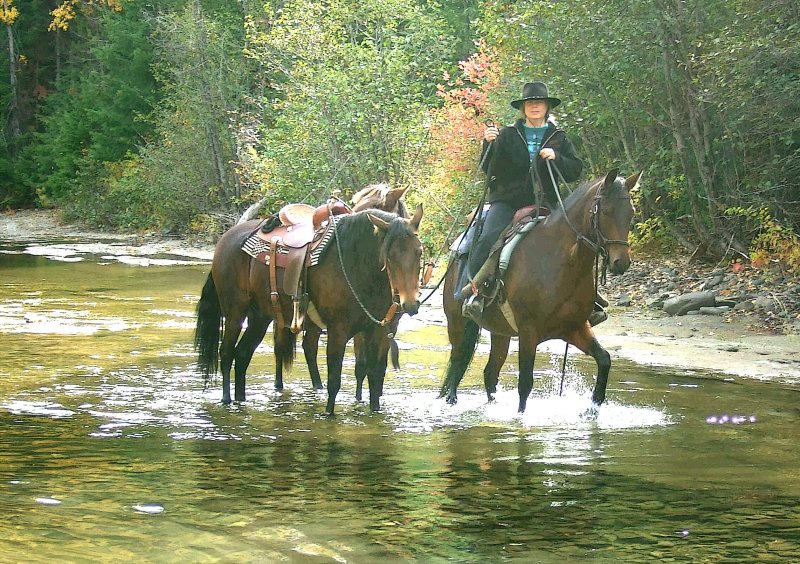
2, 240, 800, 561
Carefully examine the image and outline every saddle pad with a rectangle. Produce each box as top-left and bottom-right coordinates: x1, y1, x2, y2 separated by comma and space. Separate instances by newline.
241, 216, 338, 266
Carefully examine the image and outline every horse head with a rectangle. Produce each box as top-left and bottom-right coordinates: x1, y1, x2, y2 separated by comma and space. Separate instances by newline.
352, 183, 409, 216
594, 169, 643, 275
368, 204, 423, 316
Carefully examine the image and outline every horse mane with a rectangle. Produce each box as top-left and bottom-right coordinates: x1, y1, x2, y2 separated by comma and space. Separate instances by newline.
352, 182, 389, 204
335, 208, 399, 248
332, 209, 404, 279
351, 182, 408, 217
548, 177, 598, 221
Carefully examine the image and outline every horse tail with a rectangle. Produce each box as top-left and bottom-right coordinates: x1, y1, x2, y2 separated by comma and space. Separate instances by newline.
194, 273, 222, 384
274, 327, 296, 373
389, 339, 400, 370
439, 319, 481, 398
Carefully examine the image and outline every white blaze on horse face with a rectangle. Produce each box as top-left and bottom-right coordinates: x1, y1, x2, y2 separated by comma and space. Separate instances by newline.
388, 237, 422, 316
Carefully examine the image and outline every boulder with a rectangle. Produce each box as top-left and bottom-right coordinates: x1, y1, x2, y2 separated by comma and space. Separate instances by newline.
663, 291, 717, 316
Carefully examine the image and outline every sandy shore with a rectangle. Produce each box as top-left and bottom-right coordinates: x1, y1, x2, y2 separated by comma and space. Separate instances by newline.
3, 208, 799, 385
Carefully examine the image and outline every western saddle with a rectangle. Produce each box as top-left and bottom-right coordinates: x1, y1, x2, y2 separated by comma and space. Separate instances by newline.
248, 199, 351, 333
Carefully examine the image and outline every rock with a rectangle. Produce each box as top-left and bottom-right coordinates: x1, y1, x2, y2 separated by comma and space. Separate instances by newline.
698, 306, 730, 315
733, 301, 755, 312
616, 293, 632, 307
663, 291, 717, 316
753, 296, 777, 312
701, 275, 724, 290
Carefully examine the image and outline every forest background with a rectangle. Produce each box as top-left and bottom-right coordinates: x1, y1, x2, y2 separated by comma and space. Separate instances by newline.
1, 0, 798, 272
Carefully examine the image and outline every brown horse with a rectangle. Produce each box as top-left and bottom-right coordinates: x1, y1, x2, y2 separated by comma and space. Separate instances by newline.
302, 183, 409, 400
195, 205, 423, 414
440, 169, 642, 412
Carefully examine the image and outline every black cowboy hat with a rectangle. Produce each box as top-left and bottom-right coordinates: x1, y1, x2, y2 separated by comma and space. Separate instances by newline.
510, 81, 561, 109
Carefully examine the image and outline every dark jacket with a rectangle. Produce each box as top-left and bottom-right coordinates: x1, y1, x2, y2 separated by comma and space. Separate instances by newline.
480, 118, 583, 208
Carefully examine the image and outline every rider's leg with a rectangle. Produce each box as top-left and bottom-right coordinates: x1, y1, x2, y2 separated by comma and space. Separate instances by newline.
465, 201, 516, 288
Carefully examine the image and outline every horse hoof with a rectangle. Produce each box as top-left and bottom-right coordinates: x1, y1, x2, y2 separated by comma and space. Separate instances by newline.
486, 394, 496, 403
445, 394, 457, 405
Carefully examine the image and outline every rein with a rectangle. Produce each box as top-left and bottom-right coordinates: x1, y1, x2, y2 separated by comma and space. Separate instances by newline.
418, 121, 498, 306
545, 161, 630, 286
329, 204, 399, 327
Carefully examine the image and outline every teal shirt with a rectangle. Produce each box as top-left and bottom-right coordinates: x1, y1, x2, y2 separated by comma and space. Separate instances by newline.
523, 124, 548, 159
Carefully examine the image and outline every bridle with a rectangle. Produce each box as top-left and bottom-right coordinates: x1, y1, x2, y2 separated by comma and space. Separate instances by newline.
546, 161, 632, 284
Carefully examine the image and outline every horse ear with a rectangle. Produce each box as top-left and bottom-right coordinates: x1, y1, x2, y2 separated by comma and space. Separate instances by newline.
625, 171, 643, 192
603, 168, 620, 189
368, 213, 391, 232
382, 186, 408, 210
410, 203, 423, 231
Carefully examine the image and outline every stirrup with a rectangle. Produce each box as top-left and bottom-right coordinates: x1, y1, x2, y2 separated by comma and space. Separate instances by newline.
462, 294, 484, 320
588, 309, 608, 327
595, 292, 609, 308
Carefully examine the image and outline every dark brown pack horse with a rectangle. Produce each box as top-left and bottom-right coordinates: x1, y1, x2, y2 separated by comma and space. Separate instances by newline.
440, 169, 642, 412
194, 205, 423, 414
301, 183, 409, 401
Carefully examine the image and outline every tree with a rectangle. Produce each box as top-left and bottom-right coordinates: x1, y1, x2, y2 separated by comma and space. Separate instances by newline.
244, 0, 455, 211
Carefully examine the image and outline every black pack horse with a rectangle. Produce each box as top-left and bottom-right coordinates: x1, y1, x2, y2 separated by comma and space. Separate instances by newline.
302, 183, 409, 400
440, 169, 642, 412
195, 206, 423, 414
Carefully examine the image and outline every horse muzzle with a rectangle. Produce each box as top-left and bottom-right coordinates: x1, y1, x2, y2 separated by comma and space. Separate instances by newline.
401, 299, 420, 316
608, 254, 631, 275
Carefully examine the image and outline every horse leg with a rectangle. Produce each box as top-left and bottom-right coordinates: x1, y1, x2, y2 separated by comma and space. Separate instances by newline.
324, 329, 348, 416
361, 329, 388, 411
439, 318, 481, 404
219, 313, 246, 404
565, 326, 612, 405
517, 332, 539, 413
484, 333, 511, 402
232, 312, 270, 401
353, 333, 367, 402
301, 323, 324, 390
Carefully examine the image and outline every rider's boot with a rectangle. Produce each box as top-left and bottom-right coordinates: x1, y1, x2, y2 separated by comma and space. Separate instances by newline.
462, 292, 485, 320
457, 252, 500, 301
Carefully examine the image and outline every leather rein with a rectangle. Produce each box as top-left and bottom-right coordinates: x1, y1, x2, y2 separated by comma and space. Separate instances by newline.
545, 161, 631, 284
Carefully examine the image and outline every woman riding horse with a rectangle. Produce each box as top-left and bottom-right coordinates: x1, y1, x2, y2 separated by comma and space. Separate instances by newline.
462, 82, 606, 325
441, 169, 642, 412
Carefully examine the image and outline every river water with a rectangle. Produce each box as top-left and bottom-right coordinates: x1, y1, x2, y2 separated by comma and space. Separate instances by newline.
1, 237, 799, 562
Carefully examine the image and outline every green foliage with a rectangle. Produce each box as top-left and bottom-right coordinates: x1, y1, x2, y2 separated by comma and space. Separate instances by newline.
629, 217, 671, 255
18, 4, 159, 205
245, 0, 455, 210
1, 0, 796, 261
725, 206, 800, 273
